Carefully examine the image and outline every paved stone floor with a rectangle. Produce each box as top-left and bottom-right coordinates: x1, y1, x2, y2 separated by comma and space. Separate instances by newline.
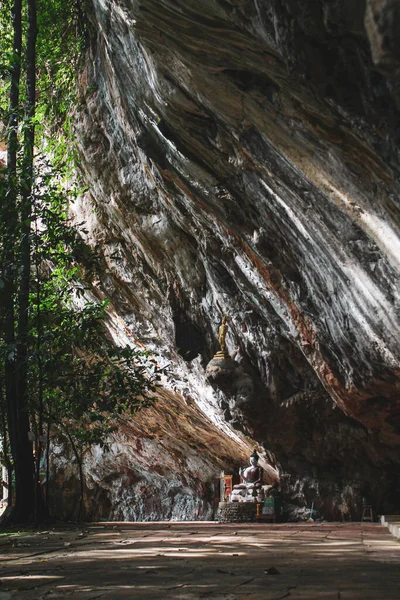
0, 522, 399, 599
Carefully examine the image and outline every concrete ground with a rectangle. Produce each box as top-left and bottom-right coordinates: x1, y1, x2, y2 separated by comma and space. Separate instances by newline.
0, 522, 399, 599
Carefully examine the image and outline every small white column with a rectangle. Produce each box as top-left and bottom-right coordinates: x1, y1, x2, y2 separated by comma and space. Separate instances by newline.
2, 465, 8, 506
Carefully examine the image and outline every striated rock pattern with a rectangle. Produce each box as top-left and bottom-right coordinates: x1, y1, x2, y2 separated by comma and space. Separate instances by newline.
69, 0, 400, 519
50, 388, 274, 521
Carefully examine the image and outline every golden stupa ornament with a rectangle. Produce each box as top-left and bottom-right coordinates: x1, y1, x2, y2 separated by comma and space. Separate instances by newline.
213, 315, 231, 360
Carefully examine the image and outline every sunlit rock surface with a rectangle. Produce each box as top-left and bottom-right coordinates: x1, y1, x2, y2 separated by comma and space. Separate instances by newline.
69, 0, 400, 519
50, 388, 276, 521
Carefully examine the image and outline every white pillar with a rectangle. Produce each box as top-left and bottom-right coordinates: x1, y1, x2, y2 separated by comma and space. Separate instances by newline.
2, 465, 8, 505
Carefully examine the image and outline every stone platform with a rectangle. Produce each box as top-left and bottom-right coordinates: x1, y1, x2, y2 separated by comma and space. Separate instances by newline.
0, 522, 400, 600
218, 501, 257, 522
381, 514, 400, 539
0, 522, 399, 599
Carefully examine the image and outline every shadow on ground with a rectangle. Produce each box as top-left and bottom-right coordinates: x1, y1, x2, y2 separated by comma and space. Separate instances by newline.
0, 522, 399, 599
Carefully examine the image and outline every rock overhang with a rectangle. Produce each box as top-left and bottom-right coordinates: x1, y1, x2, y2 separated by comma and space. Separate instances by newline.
69, 0, 400, 519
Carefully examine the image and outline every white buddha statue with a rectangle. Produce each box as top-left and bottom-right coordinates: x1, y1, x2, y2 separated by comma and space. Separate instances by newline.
231, 450, 264, 502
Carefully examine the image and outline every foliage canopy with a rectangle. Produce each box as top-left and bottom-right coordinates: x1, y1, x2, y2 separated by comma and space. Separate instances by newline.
0, 0, 159, 524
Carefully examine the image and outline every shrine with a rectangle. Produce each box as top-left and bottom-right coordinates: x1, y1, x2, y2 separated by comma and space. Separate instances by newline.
218, 450, 281, 523
206, 317, 281, 523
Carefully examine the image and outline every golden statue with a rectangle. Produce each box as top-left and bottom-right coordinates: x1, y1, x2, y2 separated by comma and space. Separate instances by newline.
218, 316, 228, 352
214, 315, 230, 359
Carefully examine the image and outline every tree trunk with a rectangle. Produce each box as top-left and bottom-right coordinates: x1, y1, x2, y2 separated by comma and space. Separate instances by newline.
3, 0, 23, 524
14, 0, 38, 523
0, 386, 13, 507
34, 214, 46, 524
45, 418, 51, 514
63, 425, 85, 522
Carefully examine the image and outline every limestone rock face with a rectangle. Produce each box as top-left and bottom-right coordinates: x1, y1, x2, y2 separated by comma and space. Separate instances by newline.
69, 0, 400, 519
50, 390, 273, 521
